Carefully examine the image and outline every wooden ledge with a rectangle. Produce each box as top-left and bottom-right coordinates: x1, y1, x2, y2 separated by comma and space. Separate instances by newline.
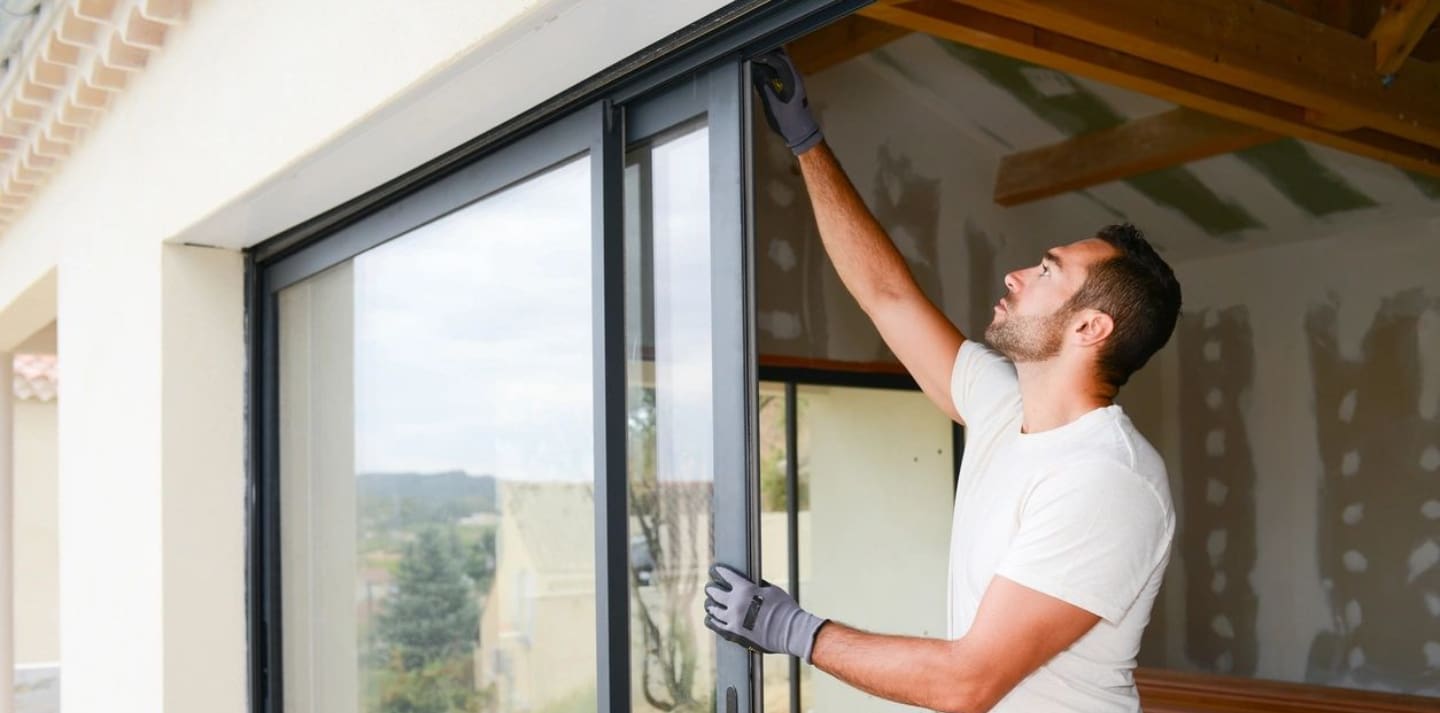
1136, 667, 1438, 713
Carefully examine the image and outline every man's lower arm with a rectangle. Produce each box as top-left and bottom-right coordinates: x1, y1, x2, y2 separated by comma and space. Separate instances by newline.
796, 142, 918, 309
810, 622, 988, 713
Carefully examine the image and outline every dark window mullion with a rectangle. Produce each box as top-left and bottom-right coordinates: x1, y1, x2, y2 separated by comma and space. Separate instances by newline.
785, 381, 801, 713
707, 58, 759, 713
592, 98, 631, 713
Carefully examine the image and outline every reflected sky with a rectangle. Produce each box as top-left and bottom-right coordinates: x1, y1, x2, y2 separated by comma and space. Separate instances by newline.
335, 125, 715, 485
354, 157, 595, 482
641, 126, 714, 485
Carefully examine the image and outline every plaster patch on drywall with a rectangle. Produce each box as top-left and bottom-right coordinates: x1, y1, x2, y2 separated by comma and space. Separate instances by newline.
1404, 171, 1440, 200
753, 102, 831, 358
1233, 140, 1377, 218
868, 143, 945, 361
1305, 289, 1440, 693
1418, 307, 1440, 421
1179, 306, 1260, 675
964, 219, 1002, 338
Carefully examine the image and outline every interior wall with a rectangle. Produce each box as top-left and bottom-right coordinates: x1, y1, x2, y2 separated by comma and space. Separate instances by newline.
755, 41, 1440, 698
1130, 219, 1440, 696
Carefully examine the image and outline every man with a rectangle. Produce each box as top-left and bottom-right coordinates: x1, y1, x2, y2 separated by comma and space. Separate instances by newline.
703, 50, 1182, 713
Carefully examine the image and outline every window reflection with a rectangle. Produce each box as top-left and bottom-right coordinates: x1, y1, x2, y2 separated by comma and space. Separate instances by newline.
625, 123, 717, 713
279, 155, 597, 713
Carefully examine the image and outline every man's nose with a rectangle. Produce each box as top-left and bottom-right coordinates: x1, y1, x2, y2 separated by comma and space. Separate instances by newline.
1004, 270, 1021, 293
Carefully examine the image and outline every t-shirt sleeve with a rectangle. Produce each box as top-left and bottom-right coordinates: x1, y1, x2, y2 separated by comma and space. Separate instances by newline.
949, 340, 1020, 428
993, 463, 1173, 624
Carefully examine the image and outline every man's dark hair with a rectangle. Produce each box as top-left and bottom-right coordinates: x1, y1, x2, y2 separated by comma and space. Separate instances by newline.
1064, 223, 1182, 388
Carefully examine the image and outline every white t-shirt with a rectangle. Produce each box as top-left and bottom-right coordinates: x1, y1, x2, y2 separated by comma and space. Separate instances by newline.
947, 340, 1175, 712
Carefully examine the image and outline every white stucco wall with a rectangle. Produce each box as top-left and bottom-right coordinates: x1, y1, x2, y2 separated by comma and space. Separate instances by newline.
14, 396, 58, 666
0, 1, 735, 712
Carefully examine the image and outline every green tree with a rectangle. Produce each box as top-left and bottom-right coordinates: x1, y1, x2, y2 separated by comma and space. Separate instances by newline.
377, 527, 479, 671
374, 655, 482, 713
758, 393, 809, 512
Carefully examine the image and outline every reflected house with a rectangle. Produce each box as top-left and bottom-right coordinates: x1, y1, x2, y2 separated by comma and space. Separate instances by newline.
357, 564, 394, 627
476, 476, 719, 713
478, 481, 598, 712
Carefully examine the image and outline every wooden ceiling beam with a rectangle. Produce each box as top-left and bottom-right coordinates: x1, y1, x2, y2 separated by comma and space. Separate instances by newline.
994, 108, 1276, 206
949, 0, 1440, 150
786, 15, 910, 75
1370, 0, 1440, 74
858, 0, 1440, 177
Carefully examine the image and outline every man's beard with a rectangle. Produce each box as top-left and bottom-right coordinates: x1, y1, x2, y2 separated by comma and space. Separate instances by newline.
985, 306, 1070, 362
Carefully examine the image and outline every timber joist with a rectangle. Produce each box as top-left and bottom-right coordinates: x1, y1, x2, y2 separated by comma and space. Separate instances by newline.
858, 0, 1440, 205
0, 0, 188, 230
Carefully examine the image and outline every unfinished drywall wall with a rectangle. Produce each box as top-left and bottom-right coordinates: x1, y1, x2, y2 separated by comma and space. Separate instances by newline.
1305, 289, 1440, 690
1133, 218, 1440, 696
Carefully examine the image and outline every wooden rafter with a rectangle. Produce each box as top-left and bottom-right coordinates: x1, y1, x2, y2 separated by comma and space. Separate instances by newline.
948, 0, 1440, 150
858, 0, 1440, 177
1370, 0, 1440, 74
787, 15, 910, 75
994, 109, 1275, 205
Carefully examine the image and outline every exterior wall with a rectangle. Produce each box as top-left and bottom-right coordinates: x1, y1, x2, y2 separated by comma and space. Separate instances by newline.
0, 1, 734, 711
14, 396, 57, 665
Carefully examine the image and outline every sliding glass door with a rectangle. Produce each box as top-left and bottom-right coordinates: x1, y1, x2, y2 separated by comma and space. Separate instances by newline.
265, 112, 604, 713
252, 61, 760, 713
621, 63, 757, 713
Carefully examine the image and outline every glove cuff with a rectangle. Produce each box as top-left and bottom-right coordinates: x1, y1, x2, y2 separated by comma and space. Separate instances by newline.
795, 613, 828, 664
789, 128, 823, 156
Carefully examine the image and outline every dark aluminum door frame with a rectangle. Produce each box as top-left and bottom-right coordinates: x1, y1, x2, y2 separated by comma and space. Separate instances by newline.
247, 105, 606, 713
246, 4, 875, 713
622, 59, 761, 713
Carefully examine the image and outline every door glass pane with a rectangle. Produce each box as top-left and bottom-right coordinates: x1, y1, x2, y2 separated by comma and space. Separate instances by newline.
802, 384, 951, 713
625, 122, 716, 713
757, 382, 799, 713
759, 383, 950, 713
278, 155, 597, 713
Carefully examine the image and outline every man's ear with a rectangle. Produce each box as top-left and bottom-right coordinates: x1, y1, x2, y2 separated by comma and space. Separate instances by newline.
1072, 309, 1114, 348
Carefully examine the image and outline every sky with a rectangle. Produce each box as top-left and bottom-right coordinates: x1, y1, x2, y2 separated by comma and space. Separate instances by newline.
287, 126, 716, 484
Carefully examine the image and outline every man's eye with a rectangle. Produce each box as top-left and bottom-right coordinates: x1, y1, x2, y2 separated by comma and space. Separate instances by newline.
1039, 264, 1050, 276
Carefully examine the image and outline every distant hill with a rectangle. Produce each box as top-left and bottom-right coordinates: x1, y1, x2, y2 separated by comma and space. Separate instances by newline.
357, 471, 497, 514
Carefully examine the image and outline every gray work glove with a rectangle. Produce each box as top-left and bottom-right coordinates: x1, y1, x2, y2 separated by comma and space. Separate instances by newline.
751, 50, 823, 155
703, 563, 827, 664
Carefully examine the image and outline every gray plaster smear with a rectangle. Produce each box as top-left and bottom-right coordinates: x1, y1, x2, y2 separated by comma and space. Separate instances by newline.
1306, 290, 1440, 693
1179, 307, 1260, 676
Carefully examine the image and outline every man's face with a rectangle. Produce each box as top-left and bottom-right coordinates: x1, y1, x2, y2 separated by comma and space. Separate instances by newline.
985, 238, 1116, 363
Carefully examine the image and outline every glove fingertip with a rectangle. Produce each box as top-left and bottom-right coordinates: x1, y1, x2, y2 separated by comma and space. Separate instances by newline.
710, 563, 743, 588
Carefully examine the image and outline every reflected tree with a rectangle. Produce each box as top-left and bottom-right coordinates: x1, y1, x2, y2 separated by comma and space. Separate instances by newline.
629, 388, 710, 712
372, 526, 483, 713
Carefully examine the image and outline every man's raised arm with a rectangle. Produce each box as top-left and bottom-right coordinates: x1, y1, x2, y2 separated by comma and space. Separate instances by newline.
754, 50, 966, 423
